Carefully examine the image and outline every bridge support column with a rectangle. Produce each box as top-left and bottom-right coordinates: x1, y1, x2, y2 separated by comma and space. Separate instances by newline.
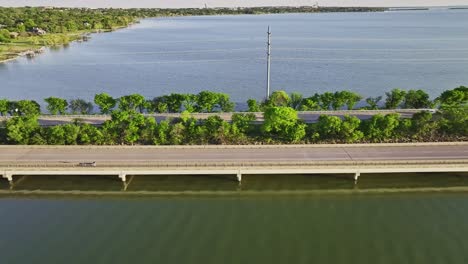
2, 172, 13, 183
118, 172, 126, 183
354, 172, 360, 183
237, 171, 242, 183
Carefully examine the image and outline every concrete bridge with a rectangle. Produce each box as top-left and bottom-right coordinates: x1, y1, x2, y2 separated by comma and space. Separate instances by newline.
1, 143, 467, 189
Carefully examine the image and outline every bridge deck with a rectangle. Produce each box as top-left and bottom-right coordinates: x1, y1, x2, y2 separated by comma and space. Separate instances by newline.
1, 144, 467, 183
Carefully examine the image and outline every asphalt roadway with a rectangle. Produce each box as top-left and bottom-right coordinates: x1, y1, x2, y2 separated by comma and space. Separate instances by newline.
0, 109, 424, 126
0, 144, 466, 165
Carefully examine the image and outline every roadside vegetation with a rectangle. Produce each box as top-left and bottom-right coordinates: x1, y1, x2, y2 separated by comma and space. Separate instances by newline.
0, 6, 385, 62
0, 87, 466, 145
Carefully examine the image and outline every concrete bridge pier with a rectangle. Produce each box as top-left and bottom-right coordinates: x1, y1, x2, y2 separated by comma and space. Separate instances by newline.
119, 172, 127, 183
237, 170, 242, 183
354, 172, 361, 183
2, 171, 13, 183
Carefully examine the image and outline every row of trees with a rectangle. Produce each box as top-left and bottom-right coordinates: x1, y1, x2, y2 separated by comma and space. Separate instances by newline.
0, 104, 465, 145
0, 91, 235, 116
247, 87, 463, 112
0, 87, 466, 116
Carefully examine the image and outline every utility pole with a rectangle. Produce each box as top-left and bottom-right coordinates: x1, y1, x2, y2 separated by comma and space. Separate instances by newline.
266, 26, 272, 99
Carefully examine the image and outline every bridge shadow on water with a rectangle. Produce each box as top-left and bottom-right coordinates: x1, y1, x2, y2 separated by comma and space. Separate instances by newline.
1, 172, 468, 196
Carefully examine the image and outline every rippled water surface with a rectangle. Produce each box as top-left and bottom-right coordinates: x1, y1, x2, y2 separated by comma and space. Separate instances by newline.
1, 9, 468, 102
1, 173, 468, 263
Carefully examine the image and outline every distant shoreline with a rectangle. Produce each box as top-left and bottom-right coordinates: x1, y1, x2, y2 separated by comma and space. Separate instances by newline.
0, 6, 385, 64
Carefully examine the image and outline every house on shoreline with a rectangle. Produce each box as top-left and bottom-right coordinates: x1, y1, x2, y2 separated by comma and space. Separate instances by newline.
30, 27, 47, 35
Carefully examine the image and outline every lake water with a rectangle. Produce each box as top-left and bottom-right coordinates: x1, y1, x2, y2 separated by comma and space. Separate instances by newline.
2, 173, 468, 263
1, 9, 468, 102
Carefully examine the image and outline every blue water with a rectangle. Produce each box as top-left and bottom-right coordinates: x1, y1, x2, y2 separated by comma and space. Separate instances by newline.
1, 9, 468, 102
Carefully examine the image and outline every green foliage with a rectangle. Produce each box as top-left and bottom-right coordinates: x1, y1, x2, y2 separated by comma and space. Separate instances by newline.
247, 99, 261, 112
77, 123, 103, 145
403, 90, 433, 109
320, 92, 335, 110
311, 115, 363, 143
0, 99, 8, 116
196, 91, 221, 112
0, 29, 11, 43
16, 100, 41, 116
44, 97, 68, 115
300, 96, 321, 111
153, 120, 171, 145
361, 113, 400, 142
45, 124, 80, 145
263, 107, 306, 142
5, 115, 40, 144
69, 99, 93, 114
266, 90, 290, 107
437, 105, 468, 136
102, 110, 146, 145
94, 93, 116, 114
289, 92, 303, 110
118, 94, 146, 112
365, 96, 382, 110
385, 89, 406, 109
436, 86, 468, 107
409, 111, 437, 140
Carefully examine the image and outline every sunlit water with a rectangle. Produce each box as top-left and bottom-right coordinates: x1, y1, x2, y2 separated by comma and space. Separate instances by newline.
1, 9, 468, 102
1, 173, 468, 263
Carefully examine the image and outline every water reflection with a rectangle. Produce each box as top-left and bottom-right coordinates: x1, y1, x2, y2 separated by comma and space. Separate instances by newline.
1, 173, 468, 195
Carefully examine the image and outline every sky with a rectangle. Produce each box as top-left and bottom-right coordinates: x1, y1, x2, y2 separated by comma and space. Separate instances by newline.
0, 0, 467, 8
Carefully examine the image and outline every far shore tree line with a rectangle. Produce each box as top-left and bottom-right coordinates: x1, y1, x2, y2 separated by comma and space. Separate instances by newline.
0, 87, 466, 116
0, 87, 466, 145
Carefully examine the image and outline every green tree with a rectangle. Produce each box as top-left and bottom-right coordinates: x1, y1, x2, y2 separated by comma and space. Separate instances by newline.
320, 92, 334, 110
361, 113, 400, 142
196, 91, 219, 112
149, 97, 169, 113
267, 90, 290, 107
203, 115, 230, 144
342, 91, 363, 110
94, 93, 116, 114
300, 96, 321, 111
218, 93, 235, 112
436, 86, 468, 107
45, 124, 80, 145
102, 110, 146, 145
0, 99, 8, 116
365, 96, 382, 110
340, 115, 364, 142
5, 115, 40, 144
165, 93, 187, 113
289, 92, 303, 110
437, 105, 468, 136
262, 106, 306, 142
247, 99, 261, 112
44, 97, 68, 115
403, 90, 433, 109
16, 100, 41, 116
69, 99, 93, 114
312, 115, 343, 141
153, 120, 171, 145
385, 89, 406, 109
77, 123, 103, 145
332, 91, 347, 110
409, 111, 437, 140
0, 29, 11, 43
118, 94, 146, 113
